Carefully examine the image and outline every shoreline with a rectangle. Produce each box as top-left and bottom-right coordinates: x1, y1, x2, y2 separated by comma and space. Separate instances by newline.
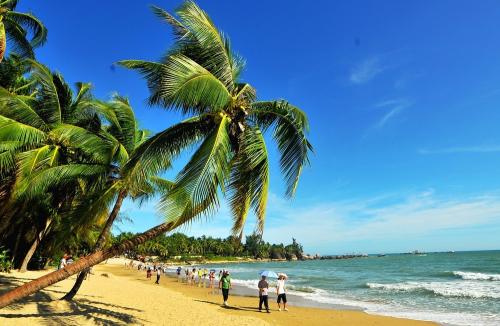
0, 259, 438, 325
110, 259, 438, 325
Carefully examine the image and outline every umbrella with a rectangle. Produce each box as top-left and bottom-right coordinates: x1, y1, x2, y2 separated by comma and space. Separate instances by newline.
259, 270, 279, 278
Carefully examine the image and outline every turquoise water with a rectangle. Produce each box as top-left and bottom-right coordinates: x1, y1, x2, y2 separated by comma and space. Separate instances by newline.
205, 251, 500, 325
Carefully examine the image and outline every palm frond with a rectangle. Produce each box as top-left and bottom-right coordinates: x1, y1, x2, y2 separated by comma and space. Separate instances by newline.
28, 60, 63, 124
251, 100, 312, 197
13, 163, 108, 200
175, 1, 237, 90
161, 54, 231, 112
228, 127, 269, 236
117, 60, 167, 107
6, 11, 47, 47
159, 115, 232, 227
0, 115, 46, 145
0, 87, 47, 131
150, 5, 189, 39
3, 19, 34, 58
124, 114, 215, 185
50, 124, 114, 164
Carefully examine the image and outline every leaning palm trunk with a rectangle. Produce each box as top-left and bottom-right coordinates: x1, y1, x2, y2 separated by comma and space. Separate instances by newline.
61, 190, 128, 301
0, 221, 174, 309
19, 218, 52, 272
0, 20, 5, 63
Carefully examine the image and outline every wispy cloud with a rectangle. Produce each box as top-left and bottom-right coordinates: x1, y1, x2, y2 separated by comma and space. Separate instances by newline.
418, 145, 500, 155
349, 57, 385, 84
261, 190, 500, 253
374, 98, 412, 129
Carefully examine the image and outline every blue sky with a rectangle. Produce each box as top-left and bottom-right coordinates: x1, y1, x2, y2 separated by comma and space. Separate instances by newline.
16, 0, 500, 254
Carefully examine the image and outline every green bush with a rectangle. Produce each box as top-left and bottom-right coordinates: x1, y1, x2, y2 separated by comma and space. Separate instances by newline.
0, 247, 13, 273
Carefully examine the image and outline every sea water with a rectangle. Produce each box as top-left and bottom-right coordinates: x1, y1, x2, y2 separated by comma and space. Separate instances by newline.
203, 251, 500, 326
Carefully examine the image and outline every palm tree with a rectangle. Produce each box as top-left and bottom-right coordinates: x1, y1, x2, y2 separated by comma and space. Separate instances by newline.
0, 0, 47, 62
0, 1, 311, 308
60, 96, 173, 301
119, 1, 312, 238
0, 61, 114, 271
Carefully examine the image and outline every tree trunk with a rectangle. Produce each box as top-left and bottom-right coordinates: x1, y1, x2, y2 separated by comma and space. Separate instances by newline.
0, 221, 174, 309
19, 218, 52, 272
0, 22, 6, 63
61, 190, 127, 301
10, 222, 26, 264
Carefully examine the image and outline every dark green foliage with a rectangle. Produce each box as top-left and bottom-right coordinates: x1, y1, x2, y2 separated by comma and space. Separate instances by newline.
113, 231, 304, 261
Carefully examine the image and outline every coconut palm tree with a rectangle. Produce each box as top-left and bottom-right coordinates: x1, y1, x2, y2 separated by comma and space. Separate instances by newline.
0, 61, 115, 271
60, 96, 174, 301
119, 1, 312, 238
0, 0, 47, 62
0, 1, 312, 308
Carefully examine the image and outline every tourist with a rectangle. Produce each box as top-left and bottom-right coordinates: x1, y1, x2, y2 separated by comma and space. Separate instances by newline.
197, 268, 203, 287
146, 265, 152, 279
277, 274, 288, 311
209, 270, 215, 293
176, 266, 182, 282
66, 255, 74, 265
155, 267, 161, 284
258, 275, 270, 313
59, 254, 68, 270
219, 271, 231, 306
185, 269, 190, 284
191, 268, 196, 286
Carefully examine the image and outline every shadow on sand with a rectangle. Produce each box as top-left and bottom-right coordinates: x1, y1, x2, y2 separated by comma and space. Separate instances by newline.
0, 274, 146, 325
194, 299, 263, 313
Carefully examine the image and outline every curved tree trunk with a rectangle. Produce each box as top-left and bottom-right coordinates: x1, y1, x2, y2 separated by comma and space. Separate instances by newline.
0, 221, 174, 309
61, 190, 127, 301
0, 21, 6, 63
19, 218, 52, 272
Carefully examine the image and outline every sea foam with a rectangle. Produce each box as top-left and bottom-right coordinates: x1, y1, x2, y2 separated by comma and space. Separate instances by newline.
366, 281, 500, 299
453, 271, 500, 281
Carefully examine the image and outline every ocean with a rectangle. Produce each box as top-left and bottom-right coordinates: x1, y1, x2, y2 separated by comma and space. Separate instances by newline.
190, 250, 500, 326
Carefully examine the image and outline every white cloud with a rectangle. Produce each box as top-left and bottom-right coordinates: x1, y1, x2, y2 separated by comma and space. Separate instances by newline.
349, 57, 385, 84
261, 190, 500, 254
418, 145, 500, 155
370, 98, 412, 129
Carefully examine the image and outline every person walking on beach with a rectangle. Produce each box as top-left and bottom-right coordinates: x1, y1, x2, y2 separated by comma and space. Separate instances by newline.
209, 270, 215, 294
191, 268, 196, 286
258, 275, 270, 313
176, 267, 182, 282
146, 265, 152, 279
198, 268, 203, 287
219, 271, 231, 306
155, 267, 161, 284
277, 274, 288, 311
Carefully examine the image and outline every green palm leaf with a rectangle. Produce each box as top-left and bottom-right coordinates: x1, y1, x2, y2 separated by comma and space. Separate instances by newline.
160, 115, 232, 226
251, 100, 312, 197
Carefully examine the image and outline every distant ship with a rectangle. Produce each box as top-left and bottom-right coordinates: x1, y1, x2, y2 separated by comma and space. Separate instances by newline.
405, 250, 426, 256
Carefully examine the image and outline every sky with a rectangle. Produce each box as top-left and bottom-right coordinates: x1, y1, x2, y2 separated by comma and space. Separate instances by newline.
15, 0, 500, 254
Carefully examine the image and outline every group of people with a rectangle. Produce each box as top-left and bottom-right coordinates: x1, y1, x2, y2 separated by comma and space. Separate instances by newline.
256, 274, 288, 313
212, 270, 288, 313
58, 254, 74, 269
125, 260, 289, 312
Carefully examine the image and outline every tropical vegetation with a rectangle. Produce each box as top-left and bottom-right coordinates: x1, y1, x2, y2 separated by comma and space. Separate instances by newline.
0, 0, 312, 308
115, 232, 304, 261
0, 0, 47, 62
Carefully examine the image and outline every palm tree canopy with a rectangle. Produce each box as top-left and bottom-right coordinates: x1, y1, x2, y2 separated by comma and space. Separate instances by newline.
119, 1, 313, 239
0, 0, 47, 62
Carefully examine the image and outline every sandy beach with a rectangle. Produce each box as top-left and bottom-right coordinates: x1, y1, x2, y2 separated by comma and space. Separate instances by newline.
0, 259, 437, 326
